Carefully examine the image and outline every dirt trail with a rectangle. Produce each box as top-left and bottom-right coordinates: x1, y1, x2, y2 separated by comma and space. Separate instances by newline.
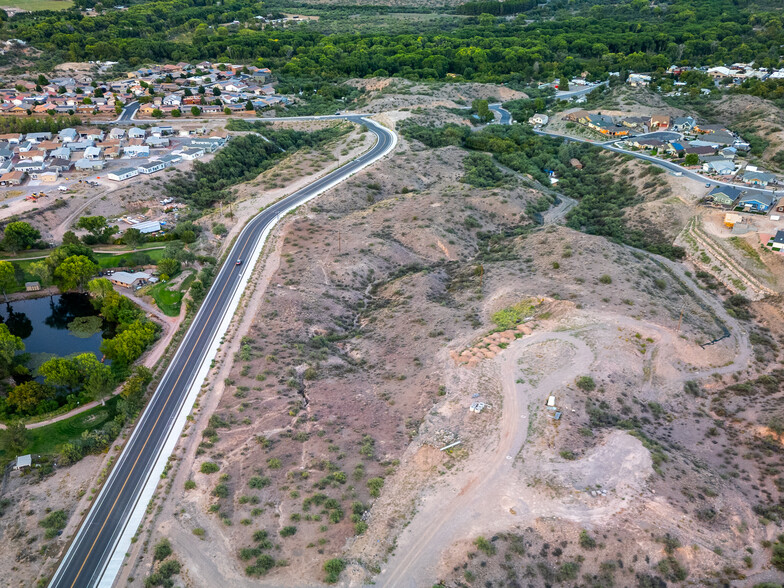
376, 332, 593, 587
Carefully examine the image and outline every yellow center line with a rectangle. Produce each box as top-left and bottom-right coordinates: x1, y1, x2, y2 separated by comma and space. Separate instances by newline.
68, 235, 254, 588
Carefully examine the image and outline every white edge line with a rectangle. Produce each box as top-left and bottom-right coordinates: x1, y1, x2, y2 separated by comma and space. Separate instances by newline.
92, 118, 396, 587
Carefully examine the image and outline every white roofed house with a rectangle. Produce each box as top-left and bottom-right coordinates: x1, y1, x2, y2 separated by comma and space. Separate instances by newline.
109, 127, 126, 140
177, 147, 204, 160
59, 128, 78, 143
137, 160, 165, 175
162, 94, 181, 107
50, 146, 71, 160
84, 146, 103, 160
123, 144, 150, 157
145, 136, 170, 148
128, 127, 146, 139
132, 220, 162, 233
75, 159, 105, 170
109, 270, 152, 289
107, 167, 139, 181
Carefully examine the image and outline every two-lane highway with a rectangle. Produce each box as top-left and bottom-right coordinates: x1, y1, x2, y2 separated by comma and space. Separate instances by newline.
49, 116, 396, 588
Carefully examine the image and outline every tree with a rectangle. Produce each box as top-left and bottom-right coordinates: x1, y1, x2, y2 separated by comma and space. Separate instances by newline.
101, 320, 158, 365
62, 230, 80, 245
8, 381, 55, 415
152, 108, 164, 118
171, 108, 181, 117
471, 99, 494, 123
191, 106, 201, 116
245, 100, 254, 111
36, 74, 48, 86
179, 230, 196, 244
5, 420, 27, 454
223, 107, 231, 115
3, 221, 40, 253
29, 260, 52, 286
213, 87, 221, 96
122, 228, 145, 248
0, 260, 15, 301
39, 356, 83, 391
157, 257, 180, 276
88, 277, 114, 301
54, 255, 98, 292
559, 77, 570, 91
0, 323, 23, 372
684, 153, 699, 166
85, 363, 114, 400
76, 215, 109, 238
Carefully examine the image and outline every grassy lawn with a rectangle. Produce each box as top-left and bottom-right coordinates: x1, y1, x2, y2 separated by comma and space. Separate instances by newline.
3, 0, 73, 10
95, 248, 165, 269
148, 281, 183, 316
0, 396, 118, 460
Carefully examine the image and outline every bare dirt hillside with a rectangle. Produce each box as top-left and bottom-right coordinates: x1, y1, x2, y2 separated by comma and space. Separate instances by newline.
118, 122, 784, 587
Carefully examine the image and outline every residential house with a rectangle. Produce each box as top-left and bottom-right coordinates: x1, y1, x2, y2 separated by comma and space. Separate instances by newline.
137, 160, 165, 174
737, 192, 775, 212
19, 149, 46, 162
621, 116, 649, 131
702, 160, 735, 175
683, 145, 715, 157
50, 146, 71, 160
650, 115, 670, 130
77, 127, 105, 142
145, 136, 170, 147
721, 147, 738, 159
707, 66, 733, 79
632, 138, 664, 150
190, 137, 224, 152
108, 270, 151, 289
25, 132, 52, 143
706, 186, 743, 206
109, 128, 126, 140
69, 140, 94, 151
48, 158, 73, 172
40, 170, 59, 183
132, 220, 162, 234
0, 147, 13, 161
74, 159, 105, 170
0, 170, 25, 185
58, 127, 78, 143
627, 73, 652, 87
124, 144, 150, 157
178, 147, 204, 160
84, 146, 103, 160
742, 170, 777, 186
528, 113, 549, 126
128, 127, 146, 139
150, 126, 173, 137
162, 94, 181, 107
13, 160, 45, 174
107, 167, 139, 181
0, 133, 22, 144
159, 153, 181, 167
672, 116, 696, 132
770, 230, 784, 252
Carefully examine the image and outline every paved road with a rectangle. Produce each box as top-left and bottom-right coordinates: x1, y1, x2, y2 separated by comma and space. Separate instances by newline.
554, 80, 608, 100
48, 116, 395, 588
114, 101, 140, 124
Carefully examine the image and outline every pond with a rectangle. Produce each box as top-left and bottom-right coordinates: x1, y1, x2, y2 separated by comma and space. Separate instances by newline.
0, 293, 111, 363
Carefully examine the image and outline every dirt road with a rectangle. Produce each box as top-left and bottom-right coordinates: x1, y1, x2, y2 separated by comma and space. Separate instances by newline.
376, 332, 593, 587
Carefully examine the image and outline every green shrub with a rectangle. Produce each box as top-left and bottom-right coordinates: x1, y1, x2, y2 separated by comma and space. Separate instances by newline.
200, 462, 219, 474
153, 538, 172, 561
324, 558, 346, 584
575, 376, 596, 391
280, 526, 297, 537
474, 536, 496, 556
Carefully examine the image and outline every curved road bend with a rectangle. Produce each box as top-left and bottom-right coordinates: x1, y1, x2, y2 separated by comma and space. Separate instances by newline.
49, 116, 395, 588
